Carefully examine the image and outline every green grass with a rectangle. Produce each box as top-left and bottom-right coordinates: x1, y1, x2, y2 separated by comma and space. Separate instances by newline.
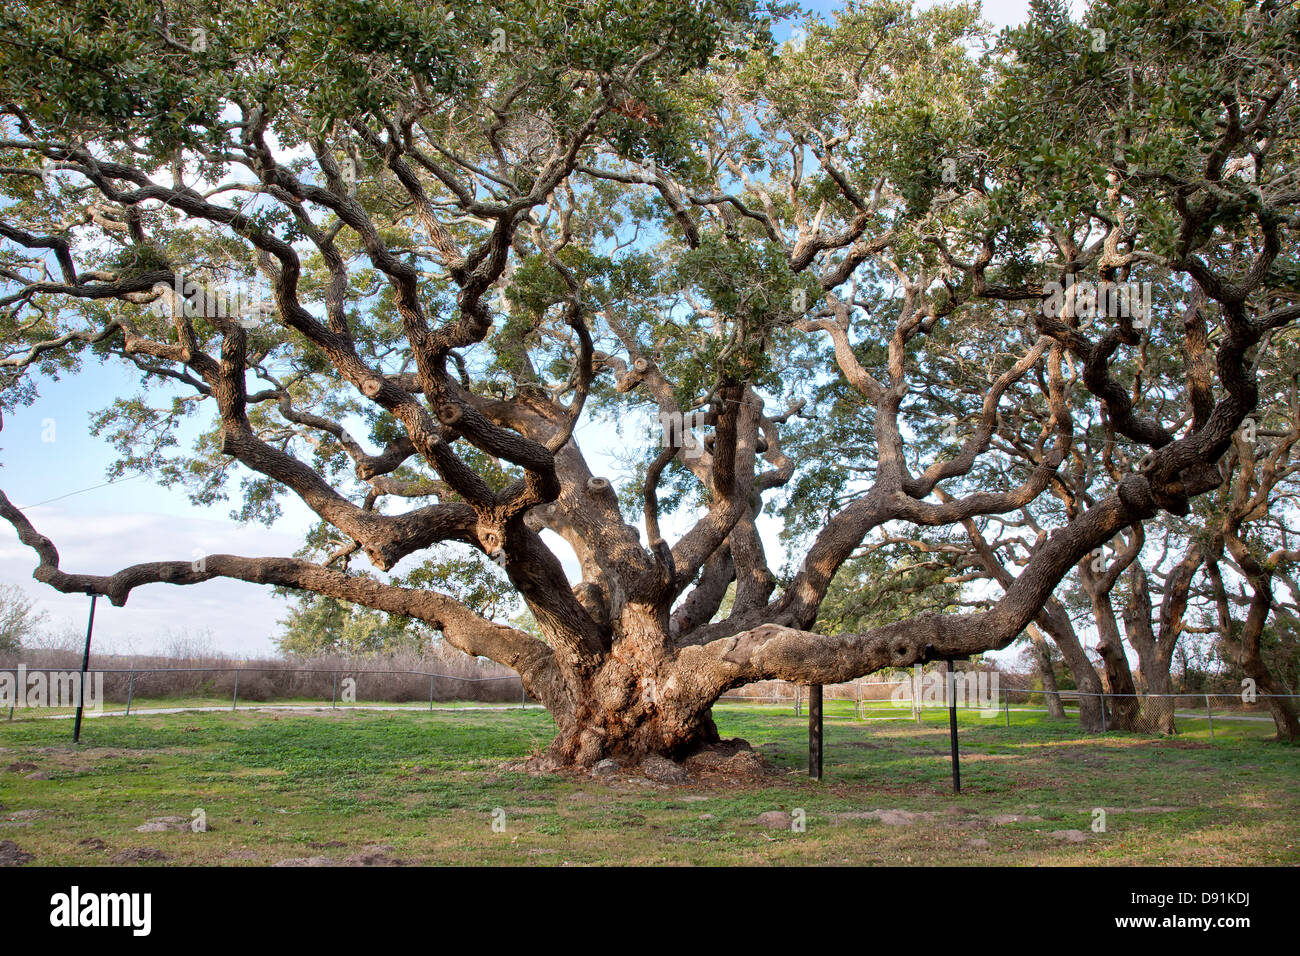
0, 705, 1295, 865
1, 697, 534, 718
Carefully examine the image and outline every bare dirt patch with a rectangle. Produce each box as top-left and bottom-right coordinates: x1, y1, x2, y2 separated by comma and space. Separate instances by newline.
756, 810, 795, 829
343, 844, 405, 866
273, 844, 406, 866
110, 847, 171, 863
0, 840, 34, 865
1048, 829, 1089, 842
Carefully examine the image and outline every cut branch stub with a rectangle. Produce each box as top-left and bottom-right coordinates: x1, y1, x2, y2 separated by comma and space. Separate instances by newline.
437, 403, 463, 426
361, 378, 383, 397
632, 357, 650, 373
586, 477, 611, 493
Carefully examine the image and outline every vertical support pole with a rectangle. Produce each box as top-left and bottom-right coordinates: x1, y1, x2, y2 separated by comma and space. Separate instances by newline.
520, 684, 526, 709
72, 595, 97, 744
946, 659, 960, 794
331, 672, 338, 710
855, 680, 862, 720
808, 684, 823, 780
1206, 693, 1214, 742
795, 683, 801, 717
1004, 688, 1010, 728
913, 667, 921, 723
1100, 692, 1108, 732
231, 669, 239, 711
125, 668, 135, 717
428, 674, 435, 711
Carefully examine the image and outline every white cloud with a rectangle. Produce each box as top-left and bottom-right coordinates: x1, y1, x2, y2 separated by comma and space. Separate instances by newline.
0, 508, 303, 657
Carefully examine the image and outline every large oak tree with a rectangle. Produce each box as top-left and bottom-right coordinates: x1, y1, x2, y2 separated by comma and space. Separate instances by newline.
2, 0, 1297, 766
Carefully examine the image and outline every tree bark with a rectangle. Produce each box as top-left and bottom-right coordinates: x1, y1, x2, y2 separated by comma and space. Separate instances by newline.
1035, 602, 1107, 731
1027, 623, 1067, 719
1122, 563, 1180, 735
1208, 550, 1300, 743
1093, 589, 1143, 731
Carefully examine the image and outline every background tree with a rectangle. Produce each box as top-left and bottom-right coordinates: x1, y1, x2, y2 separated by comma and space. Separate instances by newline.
275, 594, 430, 656
0, 583, 47, 654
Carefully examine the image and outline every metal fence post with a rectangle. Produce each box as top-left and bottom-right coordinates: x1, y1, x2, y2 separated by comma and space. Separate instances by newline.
428, 674, 435, 711
946, 660, 961, 794
1206, 694, 1214, 742
1100, 691, 1107, 732
231, 669, 239, 711
808, 684, 823, 780
794, 683, 801, 717
125, 668, 135, 716
520, 684, 526, 709
1004, 688, 1010, 728
331, 672, 338, 710
72, 595, 97, 744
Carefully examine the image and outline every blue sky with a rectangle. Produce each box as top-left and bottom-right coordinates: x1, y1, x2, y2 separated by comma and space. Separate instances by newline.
1, 0, 1062, 658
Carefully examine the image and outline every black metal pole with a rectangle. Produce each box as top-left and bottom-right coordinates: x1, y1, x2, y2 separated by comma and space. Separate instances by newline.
808, 683, 823, 780
72, 594, 97, 744
946, 658, 960, 794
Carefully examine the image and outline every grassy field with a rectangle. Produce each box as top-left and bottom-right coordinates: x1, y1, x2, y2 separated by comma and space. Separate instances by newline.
0, 704, 1295, 865
4, 696, 536, 718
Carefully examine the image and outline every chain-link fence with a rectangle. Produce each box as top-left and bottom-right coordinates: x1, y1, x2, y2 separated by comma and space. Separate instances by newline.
1002, 687, 1289, 739
1, 664, 531, 722
2, 664, 1292, 744
720, 677, 1294, 742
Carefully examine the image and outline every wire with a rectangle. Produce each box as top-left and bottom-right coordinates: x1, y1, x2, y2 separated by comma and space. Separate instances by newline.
18, 473, 144, 509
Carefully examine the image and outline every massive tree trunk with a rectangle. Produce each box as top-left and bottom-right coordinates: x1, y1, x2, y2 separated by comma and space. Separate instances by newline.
524, 604, 726, 767
538, 665, 723, 767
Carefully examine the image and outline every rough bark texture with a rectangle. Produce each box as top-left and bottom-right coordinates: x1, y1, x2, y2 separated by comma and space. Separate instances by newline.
1026, 624, 1067, 720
